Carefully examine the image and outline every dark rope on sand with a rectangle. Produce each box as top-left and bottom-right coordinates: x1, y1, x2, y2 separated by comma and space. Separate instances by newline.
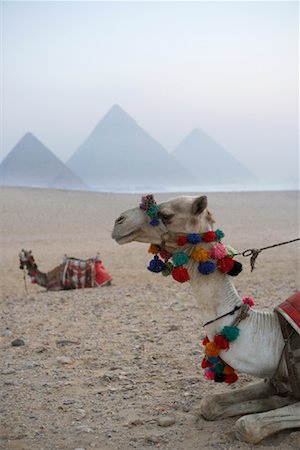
237, 238, 300, 272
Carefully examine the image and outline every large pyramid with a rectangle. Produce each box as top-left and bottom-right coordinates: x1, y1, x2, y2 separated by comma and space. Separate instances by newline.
67, 105, 197, 190
173, 129, 256, 186
0, 132, 88, 190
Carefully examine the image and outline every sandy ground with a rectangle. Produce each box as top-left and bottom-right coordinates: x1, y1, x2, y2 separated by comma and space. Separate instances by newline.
0, 187, 299, 450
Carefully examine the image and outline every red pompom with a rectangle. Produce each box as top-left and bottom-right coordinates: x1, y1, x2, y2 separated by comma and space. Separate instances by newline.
159, 251, 172, 261
243, 297, 255, 307
202, 336, 209, 346
202, 231, 216, 242
214, 334, 230, 350
225, 373, 238, 384
177, 235, 188, 246
201, 358, 213, 368
217, 257, 234, 273
172, 266, 190, 283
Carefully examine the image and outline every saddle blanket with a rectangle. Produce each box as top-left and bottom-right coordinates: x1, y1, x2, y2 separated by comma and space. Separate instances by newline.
62, 257, 112, 289
275, 291, 300, 398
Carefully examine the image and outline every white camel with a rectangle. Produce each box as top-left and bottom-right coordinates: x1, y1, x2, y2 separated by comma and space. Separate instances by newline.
112, 194, 300, 444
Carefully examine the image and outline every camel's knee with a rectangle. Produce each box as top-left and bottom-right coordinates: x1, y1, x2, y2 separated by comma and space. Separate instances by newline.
234, 414, 264, 444
200, 394, 224, 421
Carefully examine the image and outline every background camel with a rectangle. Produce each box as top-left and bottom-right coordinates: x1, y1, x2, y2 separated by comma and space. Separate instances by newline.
19, 249, 112, 290
112, 194, 300, 444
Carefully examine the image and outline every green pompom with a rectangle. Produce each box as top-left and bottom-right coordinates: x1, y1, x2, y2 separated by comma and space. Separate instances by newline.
162, 262, 173, 277
221, 326, 240, 342
146, 204, 160, 218
225, 245, 237, 257
172, 251, 189, 267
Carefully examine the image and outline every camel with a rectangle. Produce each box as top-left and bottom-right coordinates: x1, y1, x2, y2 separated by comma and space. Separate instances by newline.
19, 249, 112, 291
111, 194, 300, 444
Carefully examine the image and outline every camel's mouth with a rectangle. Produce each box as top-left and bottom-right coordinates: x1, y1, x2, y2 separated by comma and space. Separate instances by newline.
112, 229, 140, 245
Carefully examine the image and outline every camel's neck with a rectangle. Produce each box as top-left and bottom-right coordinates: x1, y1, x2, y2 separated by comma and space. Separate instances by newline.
25, 262, 48, 288
187, 260, 284, 379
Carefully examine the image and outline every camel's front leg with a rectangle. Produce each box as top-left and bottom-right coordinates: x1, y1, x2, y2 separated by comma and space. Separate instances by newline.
200, 380, 279, 420
234, 401, 300, 444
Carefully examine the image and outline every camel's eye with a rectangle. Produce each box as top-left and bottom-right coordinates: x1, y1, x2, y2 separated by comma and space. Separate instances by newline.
158, 212, 174, 224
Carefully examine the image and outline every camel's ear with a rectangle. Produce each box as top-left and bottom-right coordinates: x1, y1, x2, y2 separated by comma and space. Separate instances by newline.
192, 196, 207, 215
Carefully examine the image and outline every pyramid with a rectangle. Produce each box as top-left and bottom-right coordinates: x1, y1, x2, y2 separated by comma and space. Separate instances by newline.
67, 105, 197, 190
0, 133, 88, 190
173, 129, 256, 186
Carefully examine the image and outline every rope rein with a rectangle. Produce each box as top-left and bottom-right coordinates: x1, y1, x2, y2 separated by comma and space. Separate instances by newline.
237, 237, 300, 271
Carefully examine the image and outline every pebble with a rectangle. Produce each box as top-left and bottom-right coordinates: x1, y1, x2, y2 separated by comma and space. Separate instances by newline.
63, 399, 76, 405
157, 415, 176, 427
11, 338, 25, 347
56, 356, 73, 364
75, 425, 94, 433
146, 435, 161, 444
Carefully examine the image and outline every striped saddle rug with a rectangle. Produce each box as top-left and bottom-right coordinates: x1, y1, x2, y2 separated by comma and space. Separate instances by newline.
274, 291, 300, 399
62, 255, 112, 289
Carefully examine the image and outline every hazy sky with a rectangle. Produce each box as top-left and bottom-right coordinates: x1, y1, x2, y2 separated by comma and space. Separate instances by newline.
2, 1, 299, 183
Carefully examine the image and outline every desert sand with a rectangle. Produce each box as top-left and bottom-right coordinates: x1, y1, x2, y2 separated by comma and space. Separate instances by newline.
0, 187, 299, 450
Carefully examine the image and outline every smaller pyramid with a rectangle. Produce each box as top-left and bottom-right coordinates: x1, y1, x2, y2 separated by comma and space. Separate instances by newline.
173, 129, 256, 186
0, 132, 88, 190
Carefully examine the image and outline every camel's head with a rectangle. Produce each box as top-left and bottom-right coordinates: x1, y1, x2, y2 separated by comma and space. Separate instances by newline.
19, 249, 34, 268
112, 194, 214, 246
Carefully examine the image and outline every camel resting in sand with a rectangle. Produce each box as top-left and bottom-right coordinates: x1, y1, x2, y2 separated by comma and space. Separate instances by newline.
111, 194, 300, 444
19, 249, 112, 291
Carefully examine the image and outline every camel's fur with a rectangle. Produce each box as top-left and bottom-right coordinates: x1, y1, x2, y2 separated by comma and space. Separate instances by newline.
111, 194, 300, 444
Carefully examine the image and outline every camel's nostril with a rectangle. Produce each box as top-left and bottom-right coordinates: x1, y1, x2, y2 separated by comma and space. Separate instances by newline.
115, 215, 125, 225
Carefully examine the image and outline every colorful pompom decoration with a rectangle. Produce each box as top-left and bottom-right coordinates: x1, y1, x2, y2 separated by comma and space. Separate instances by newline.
150, 218, 160, 226
209, 243, 227, 260
172, 251, 189, 267
201, 323, 240, 384
148, 244, 159, 254
148, 255, 165, 273
220, 325, 240, 342
190, 247, 209, 263
177, 235, 188, 246
198, 260, 216, 275
214, 334, 230, 350
217, 257, 234, 273
215, 229, 225, 241
227, 260, 243, 276
140, 194, 160, 226
162, 262, 173, 277
225, 245, 237, 257
187, 233, 201, 244
243, 296, 255, 307
202, 231, 216, 242
172, 266, 190, 283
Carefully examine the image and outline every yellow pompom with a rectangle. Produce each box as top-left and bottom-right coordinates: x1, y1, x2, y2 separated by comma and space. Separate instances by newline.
148, 244, 159, 254
190, 247, 209, 262
205, 341, 220, 358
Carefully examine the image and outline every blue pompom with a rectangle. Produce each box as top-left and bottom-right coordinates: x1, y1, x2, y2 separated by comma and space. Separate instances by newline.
207, 357, 219, 363
150, 218, 160, 226
198, 260, 216, 275
187, 233, 201, 244
148, 255, 165, 273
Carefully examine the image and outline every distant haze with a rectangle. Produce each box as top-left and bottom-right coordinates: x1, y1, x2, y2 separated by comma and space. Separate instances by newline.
2, 1, 299, 187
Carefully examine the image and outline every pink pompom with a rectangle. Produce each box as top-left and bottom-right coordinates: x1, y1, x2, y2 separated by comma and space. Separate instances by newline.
209, 243, 227, 260
204, 369, 215, 380
243, 297, 255, 307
